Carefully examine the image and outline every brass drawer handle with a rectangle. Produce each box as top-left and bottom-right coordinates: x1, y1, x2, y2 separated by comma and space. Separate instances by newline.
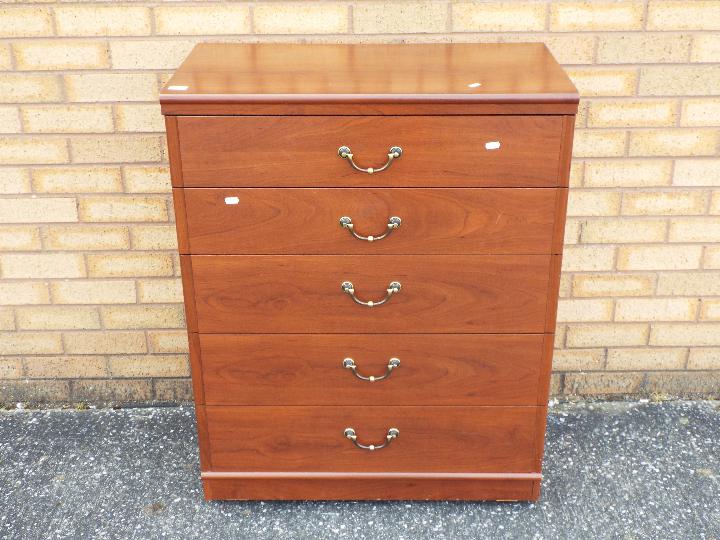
341, 280, 401, 307
339, 216, 401, 242
343, 357, 400, 382
344, 427, 399, 451
338, 145, 402, 174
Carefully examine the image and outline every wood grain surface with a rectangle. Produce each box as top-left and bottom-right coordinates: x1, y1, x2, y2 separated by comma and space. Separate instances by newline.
178, 187, 559, 255
202, 475, 539, 501
162, 41, 577, 502
160, 43, 578, 107
163, 102, 578, 116
185, 254, 554, 333
176, 115, 563, 187
199, 334, 548, 406
203, 405, 543, 473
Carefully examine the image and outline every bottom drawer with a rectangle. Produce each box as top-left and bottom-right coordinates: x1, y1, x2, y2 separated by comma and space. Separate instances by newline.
202, 405, 545, 473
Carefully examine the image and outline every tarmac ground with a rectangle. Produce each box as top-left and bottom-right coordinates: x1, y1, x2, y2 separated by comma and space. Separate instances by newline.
1, 400, 718, 539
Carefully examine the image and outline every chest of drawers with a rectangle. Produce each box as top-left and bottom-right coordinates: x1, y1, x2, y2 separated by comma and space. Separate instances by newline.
161, 43, 578, 501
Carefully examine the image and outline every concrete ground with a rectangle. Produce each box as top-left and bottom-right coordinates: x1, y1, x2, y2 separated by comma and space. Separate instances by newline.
1, 401, 718, 540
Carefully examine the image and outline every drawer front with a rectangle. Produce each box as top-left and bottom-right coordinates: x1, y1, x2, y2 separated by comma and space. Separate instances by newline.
179, 188, 559, 255
176, 116, 564, 188
204, 405, 542, 473
200, 334, 550, 406
186, 254, 553, 333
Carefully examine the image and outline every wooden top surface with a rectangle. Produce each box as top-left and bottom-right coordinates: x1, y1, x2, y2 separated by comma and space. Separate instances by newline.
160, 43, 578, 105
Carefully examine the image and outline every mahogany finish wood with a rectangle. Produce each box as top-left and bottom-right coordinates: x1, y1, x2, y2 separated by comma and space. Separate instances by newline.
170, 185, 189, 253
176, 115, 563, 188
178, 255, 198, 332
558, 115, 576, 187
195, 403, 212, 471
202, 476, 538, 501
187, 332, 204, 404
545, 252, 564, 334
163, 102, 578, 116
203, 405, 542, 473
203, 472, 541, 480
186, 254, 554, 334
179, 188, 559, 255
199, 334, 548, 406
160, 43, 578, 110
162, 42, 578, 502
552, 188, 570, 253
537, 335, 557, 411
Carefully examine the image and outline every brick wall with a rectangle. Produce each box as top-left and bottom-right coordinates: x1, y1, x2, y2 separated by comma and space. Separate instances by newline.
1, 1, 719, 404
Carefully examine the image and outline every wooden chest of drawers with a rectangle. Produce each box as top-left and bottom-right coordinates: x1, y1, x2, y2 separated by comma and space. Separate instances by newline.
161, 43, 578, 501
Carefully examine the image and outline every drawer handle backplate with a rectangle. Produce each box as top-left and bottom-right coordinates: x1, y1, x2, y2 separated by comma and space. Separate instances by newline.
338, 145, 402, 174
341, 280, 401, 307
344, 427, 399, 451
339, 216, 401, 242
343, 357, 400, 382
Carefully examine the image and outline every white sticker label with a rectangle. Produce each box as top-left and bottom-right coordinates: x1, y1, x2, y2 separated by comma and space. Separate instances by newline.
167, 85, 189, 91
224, 196, 240, 205
485, 141, 501, 150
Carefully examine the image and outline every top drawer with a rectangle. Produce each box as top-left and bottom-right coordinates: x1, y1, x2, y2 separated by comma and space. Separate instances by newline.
175, 116, 564, 188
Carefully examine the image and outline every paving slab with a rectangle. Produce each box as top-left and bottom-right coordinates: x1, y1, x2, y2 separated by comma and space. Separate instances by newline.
1, 401, 718, 540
